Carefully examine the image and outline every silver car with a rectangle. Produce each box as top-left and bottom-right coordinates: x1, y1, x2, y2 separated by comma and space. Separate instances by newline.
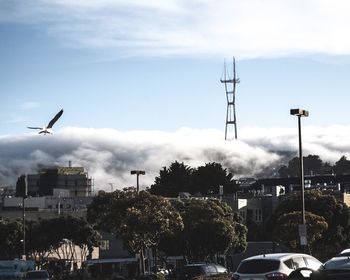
323, 249, 350, 270
232, 253, 322, 280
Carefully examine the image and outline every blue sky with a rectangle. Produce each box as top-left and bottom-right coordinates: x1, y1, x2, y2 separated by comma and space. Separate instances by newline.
1, 0, 350, 189
2, 0, 350, 135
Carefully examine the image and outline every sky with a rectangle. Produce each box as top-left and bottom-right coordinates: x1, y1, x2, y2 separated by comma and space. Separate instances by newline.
1, 0, 350, 190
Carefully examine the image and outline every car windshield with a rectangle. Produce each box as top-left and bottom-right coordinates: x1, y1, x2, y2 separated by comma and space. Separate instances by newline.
337, 253, 350, 257
184, 266, 203, 277
237, 259, 280, 273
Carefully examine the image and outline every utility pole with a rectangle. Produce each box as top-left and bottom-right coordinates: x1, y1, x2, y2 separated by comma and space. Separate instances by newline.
130, 170, 146, 275
130, 170, 145, 193
290, 108, 309, 252
22, 175, 28, 260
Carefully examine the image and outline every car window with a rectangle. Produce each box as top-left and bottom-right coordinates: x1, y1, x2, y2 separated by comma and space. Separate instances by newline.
284, 258, 294, 269
304, 257, 322, 270
215, 265, 227, 273
207, 265, 217, 275
292, 256, 306, 269
237, 259, 280, 273
184, 266, 204, 278
337, 252, 350, 257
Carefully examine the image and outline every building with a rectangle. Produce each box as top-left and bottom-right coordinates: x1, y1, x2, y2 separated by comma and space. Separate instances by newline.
17, 165, 92, 197
0, 165, 97, 270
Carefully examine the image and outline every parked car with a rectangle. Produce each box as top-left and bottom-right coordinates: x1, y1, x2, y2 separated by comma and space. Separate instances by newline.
25, 270, 50, 280
323, 251, 350, 271
232, 253, 322, 280
287, 267, 350, 279
181, 263, 228, 279
337, 248, 350, 255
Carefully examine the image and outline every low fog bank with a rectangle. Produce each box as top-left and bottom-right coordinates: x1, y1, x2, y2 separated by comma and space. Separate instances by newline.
1, 126, 349, 191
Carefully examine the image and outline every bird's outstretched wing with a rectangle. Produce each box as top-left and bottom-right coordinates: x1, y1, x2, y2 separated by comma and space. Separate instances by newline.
47, 109, 63, 128
27, 127, 43, 130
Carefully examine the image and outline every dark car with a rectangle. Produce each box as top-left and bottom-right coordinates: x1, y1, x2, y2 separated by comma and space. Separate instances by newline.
181, 263, 228, 279
287, 255, 350, 280
25, 270, 50, 280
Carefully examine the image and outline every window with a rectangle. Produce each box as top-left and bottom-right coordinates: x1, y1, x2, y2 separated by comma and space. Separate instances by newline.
239, 210, 246, 220
254, 208, 262, 222
292, 256, 306, 269
304, 257, 322, 270
207, 265, 217, 275
284, 259, 294, 269
99, 240, 110, 250
237, 259, 280, 274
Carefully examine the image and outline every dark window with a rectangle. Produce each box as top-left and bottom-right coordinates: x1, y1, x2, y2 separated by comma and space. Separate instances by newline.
337, 252, 350, 257
184, 266, 204, 278
284, 259, 294, 269
237, 259, 280, 274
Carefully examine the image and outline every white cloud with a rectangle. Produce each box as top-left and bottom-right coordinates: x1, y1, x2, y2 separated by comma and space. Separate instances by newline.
0, 126, 349, 190
2, 0, 350, 58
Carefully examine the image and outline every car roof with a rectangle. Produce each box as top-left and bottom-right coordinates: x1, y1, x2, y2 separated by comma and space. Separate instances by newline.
324, 257, 350, 270
340, 249, 350, 254
243, 253, 311, 261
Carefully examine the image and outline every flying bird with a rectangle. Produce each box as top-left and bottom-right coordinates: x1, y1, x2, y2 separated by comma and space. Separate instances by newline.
27, 109, 64, 134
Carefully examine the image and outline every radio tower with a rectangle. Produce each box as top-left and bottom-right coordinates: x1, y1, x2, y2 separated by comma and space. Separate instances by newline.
220, 57, 240, 140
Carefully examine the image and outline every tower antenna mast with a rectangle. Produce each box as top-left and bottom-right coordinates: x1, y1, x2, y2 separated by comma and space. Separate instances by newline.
220, 57, 240, 140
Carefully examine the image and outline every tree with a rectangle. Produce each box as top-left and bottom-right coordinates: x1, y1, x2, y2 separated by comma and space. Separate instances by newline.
150, 161, 193, 197
286, 157, 300, 177
0, 219, 22, 259
191, 162, 237, 195
26, 219, 52, 268
284, 155, 324, 177
26, 217, 100, 269
149, 161, 238, 197
158, 198, 247, 262
303, 155, 323, 176
273, 211, 328, 251
334, 156, 350, 175
267, 190, 350, 260
277, 165, 289, 178
87, 188, 183, 275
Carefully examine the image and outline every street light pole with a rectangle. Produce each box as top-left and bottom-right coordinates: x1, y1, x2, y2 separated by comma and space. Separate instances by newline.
130, 170, 145, 192
297, 115, 306, 225
290, 108, 309, 250
22, 175, 28, 260
130, 170, 146, 275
